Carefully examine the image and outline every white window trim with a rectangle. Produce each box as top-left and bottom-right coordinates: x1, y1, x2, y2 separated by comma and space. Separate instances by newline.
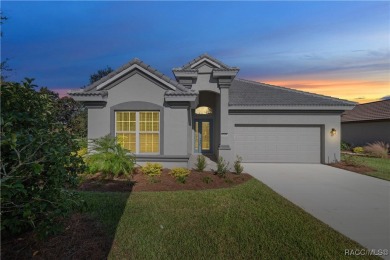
115, 111, 160, 155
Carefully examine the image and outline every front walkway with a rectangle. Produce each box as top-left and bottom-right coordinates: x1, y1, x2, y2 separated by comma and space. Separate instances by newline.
243, 163, 390, 253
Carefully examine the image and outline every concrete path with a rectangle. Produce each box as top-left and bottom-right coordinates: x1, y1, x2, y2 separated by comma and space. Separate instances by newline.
243, 163, 390, 254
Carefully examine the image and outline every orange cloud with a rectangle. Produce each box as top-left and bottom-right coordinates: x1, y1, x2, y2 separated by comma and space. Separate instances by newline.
259, 79, 389, 104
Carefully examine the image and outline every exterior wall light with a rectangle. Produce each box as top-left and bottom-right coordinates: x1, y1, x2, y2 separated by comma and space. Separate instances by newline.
330, 128, 336, 136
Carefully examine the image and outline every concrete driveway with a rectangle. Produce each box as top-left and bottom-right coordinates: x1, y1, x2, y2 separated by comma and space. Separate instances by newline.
243, 163, 390, 252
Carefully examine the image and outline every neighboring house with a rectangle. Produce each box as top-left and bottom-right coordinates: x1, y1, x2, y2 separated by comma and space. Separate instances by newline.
341, 100, 390, 146
69, 54, 355, 167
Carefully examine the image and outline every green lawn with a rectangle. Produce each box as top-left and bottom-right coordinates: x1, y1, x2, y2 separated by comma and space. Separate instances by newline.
342, 154, 390, 181
79, 179, 377, 259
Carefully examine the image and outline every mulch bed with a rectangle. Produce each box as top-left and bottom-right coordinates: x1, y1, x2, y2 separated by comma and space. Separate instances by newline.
2, 170, 252, 259
1, 213, 111, 260
78, 169, 252, 192
328, 161, 375, 174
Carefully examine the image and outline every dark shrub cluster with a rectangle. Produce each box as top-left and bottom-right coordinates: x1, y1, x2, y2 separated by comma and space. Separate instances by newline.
1, 79, 85, 238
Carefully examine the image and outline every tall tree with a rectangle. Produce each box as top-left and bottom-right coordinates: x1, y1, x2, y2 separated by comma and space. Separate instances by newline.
89, 66, 113, 84
1, 12, 11, 80
39, 87, 87, 138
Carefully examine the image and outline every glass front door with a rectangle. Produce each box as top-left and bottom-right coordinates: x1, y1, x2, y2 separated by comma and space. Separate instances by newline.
194, 119, 213, 153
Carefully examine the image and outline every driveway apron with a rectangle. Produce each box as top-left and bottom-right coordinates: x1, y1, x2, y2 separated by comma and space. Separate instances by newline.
243, 163, 390, 254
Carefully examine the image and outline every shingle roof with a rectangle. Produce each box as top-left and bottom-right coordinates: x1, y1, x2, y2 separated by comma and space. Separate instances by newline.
165, 89, 198, 96
341, 100, 390, 122
81, 58, 189, 93
230, 79, 356, 106
68, 90, 108, 97
69, 58, 197, 97
180, 53, 235, 70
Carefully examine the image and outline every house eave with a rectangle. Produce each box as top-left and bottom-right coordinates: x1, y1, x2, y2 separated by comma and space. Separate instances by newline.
341, 118, 390, 124
228, 105, 356, 111
165, 95, 199, 109
96, 64, 177, 91
212, 69, 239, 78
172, 70, 198, 79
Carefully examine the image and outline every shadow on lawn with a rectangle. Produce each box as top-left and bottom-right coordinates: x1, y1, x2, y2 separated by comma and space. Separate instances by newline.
0, 184, 133, 259
77, 183, 133, 259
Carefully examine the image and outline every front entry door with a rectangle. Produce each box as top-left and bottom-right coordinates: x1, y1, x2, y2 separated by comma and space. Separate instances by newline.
194, 119, 213, 153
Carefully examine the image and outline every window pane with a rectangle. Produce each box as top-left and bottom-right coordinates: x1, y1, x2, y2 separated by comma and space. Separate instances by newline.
195, 122, 199, 151
117, 112, 121, 121
140, 112, 146, 121
146, 122, 152, 131
130, 112, 136, 121
153, 112, 159, 121
117, 133, 136, 153
124, 112, 129, 121
116, 122, 122, 131
152, 133, 159, 153
202, 122, 210, 150
117, 111, 159, 154
130, 122, 136, 131
140, 122, 145, 132
195, 106, 213, 115
153, 122, 159, 131
140, 133, 159, 153
123, 122, 129, 131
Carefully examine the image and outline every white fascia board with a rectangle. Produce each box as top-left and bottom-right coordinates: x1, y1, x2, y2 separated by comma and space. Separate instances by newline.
228, 105, 356, 111
190, 58, 221, 69
96, 64, 177, 91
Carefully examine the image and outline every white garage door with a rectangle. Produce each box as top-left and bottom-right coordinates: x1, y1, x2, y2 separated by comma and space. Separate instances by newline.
234, 126, 321, 163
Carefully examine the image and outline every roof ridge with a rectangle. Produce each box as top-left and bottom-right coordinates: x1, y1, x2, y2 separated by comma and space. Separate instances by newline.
83, 58, 187, 92
181, 53, 231, 69
356, 99, 390, 106
235, 78, 356, 105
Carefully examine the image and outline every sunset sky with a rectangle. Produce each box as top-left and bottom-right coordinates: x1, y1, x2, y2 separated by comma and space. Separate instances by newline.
2, 1, 389, 103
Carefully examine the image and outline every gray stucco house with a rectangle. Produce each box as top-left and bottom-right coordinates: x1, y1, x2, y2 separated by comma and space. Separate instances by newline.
341, 100, 390, 146
69, 54, 355, 167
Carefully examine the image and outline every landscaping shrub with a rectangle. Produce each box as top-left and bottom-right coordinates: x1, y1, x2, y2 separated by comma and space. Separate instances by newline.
216, 156, 229, 177
195, 155, 207, 172
141, 162, 163, 177
1, 79, 84, 238
341, 141, 351, 151
352, 147, 364, 154
85, 135, 135, 177
170, 167, 190, 183
233, 155, 244, 174
364, 142, 389, 158
343, 154, 360, 167
202, 176, 213, 184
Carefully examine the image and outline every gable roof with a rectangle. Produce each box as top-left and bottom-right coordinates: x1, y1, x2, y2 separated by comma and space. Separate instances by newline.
179, 53, 238, 70
69, 54, 358, 109
341, 100, 390, 122
229, 79, 356, 107
69, 58, 191, 96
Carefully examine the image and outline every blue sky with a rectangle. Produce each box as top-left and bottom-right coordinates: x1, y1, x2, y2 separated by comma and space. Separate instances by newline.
2, 1, 389, 102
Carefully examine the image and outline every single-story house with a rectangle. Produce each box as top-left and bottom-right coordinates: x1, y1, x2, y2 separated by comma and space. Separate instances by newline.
341, 100, 390, 146
69, 54, 356, 167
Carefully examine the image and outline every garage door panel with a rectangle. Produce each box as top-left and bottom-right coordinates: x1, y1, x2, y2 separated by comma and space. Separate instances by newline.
234, 126, 321, 163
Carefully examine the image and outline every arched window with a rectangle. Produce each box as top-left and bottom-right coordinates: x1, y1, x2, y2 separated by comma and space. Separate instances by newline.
195, 106, 213, 115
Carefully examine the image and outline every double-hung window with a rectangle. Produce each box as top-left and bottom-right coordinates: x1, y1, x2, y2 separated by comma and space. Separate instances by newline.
115, 111, 160, 154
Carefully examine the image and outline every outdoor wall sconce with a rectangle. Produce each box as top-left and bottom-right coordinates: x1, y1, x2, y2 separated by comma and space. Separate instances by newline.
330, 128, 336, 136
